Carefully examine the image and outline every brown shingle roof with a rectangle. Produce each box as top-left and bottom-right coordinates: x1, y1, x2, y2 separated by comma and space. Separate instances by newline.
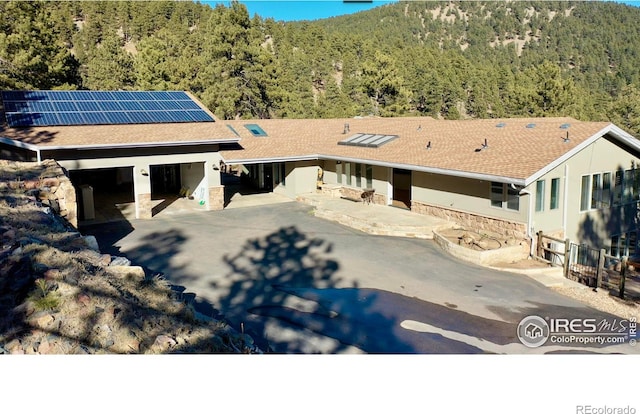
0, 121, 238, 148
220, 117, 611, 180
0, 109, 615, 181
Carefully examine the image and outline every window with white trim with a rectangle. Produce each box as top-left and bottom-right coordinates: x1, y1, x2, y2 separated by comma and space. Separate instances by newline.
365, 165, 373, 188
535, 180, 545, 212
581, 172, 614, 211
611, 231, 637, 258
490, 182, 519, 211
550, 178, 560, 210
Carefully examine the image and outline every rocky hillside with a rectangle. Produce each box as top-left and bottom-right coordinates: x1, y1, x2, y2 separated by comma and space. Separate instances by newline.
0, 160, 259, 354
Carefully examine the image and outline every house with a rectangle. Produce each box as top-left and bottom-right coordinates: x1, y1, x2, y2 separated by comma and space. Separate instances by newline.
2, 90, 640, 256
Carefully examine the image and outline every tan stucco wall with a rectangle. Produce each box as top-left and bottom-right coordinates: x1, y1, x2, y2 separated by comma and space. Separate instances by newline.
180, 162, 206, 200
276, 160, 319, 198
56, 151, 224, 218
558, 136, 640, 248
412, 172, 529, 224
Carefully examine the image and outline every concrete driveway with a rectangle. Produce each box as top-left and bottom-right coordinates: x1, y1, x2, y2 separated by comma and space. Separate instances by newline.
83, 201, 637, 354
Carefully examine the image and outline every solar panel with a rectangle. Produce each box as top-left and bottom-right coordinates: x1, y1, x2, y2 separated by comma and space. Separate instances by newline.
338, 133, 399, 148
1, 90, 215, 127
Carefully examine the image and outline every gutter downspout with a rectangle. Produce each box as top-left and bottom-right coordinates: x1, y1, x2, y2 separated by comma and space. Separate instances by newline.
562, 164, 569, 238
519, 187, 534, 257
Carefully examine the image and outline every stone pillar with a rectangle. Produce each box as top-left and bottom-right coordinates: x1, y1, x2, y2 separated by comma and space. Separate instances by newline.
208, 186, 225, 211
134, 165, 152, 219
137, 193, 153, 219
205, 159, 224, 211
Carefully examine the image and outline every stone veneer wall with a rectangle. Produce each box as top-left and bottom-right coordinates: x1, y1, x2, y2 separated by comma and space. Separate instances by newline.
411, 200, 527, 239
208, 186, 224, 211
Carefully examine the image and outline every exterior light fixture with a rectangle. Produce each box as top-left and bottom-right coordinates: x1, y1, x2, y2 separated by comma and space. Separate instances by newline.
140, 168, 149, 176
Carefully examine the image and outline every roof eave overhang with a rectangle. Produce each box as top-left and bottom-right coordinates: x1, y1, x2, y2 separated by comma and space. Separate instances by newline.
318, 154, 526, 186
222, 154, 319, 164
26, 138, 240, 152
0, 136, 40, 152
523, 124, 639, 186
222, 153, 526, 185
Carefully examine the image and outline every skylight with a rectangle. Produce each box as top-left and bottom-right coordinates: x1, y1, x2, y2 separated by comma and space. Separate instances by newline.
338, 133, 398, 148
244, 123, 268, 137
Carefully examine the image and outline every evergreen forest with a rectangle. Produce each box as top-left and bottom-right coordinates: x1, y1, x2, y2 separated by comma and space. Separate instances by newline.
2, 0, 640, 137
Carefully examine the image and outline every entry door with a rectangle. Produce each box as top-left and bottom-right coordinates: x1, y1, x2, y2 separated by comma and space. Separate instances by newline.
392, 168, 411, 209
151, 164, 181, 195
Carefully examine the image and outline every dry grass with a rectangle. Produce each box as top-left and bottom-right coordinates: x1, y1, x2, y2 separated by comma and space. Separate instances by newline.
1, 160, 257, 354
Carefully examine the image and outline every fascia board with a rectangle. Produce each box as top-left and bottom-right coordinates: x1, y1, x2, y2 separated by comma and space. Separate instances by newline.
0, 136, 40, 152
37, 139, 240, 151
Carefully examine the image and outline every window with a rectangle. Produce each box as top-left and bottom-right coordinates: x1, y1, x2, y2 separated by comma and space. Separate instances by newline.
355, 163, 362, 187
273, 162, 285, 187
591, 173, 601, 209
490, 182, 519, 211
581, 173, 614, 211
580, 175, 590, 211
630, 232, 638, 257
365, 165, 373, 188
610, 231, 638, 258
602, 173, 611, 208
611, 235, 620, 257
507, 184, 519, 211
491, 182, 503, 208
613, 171, 622, 206
550, 178, 560, 210
535, 180, 545, 212
624, 169, 635, 203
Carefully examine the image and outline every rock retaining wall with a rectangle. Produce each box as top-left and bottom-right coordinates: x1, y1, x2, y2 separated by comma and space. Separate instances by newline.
1, 159, 78, 228
433, 230, 529, 266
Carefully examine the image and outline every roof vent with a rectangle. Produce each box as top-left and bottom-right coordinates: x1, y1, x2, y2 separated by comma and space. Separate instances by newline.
475, 139, 488, 152
426, 141, 431, 150
526, 123, 536, 129
496, 122, 506, 128
560, 123, 571, 129
343, 123, 350, 134
563, 131, 570, 143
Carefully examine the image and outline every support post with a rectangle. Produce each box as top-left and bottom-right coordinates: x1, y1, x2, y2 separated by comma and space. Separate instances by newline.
536, 231, 543, 259
595, 248, 606, 291
563, 238, 571, 279
620, 256, 627, 299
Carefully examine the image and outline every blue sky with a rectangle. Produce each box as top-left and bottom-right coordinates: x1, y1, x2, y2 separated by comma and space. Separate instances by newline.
208, 1, 399, 22
206, 0, 640, 22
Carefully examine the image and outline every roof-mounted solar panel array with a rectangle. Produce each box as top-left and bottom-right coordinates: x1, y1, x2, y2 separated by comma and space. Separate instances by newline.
1, 90, 215, 127
338, 133, 398, 148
